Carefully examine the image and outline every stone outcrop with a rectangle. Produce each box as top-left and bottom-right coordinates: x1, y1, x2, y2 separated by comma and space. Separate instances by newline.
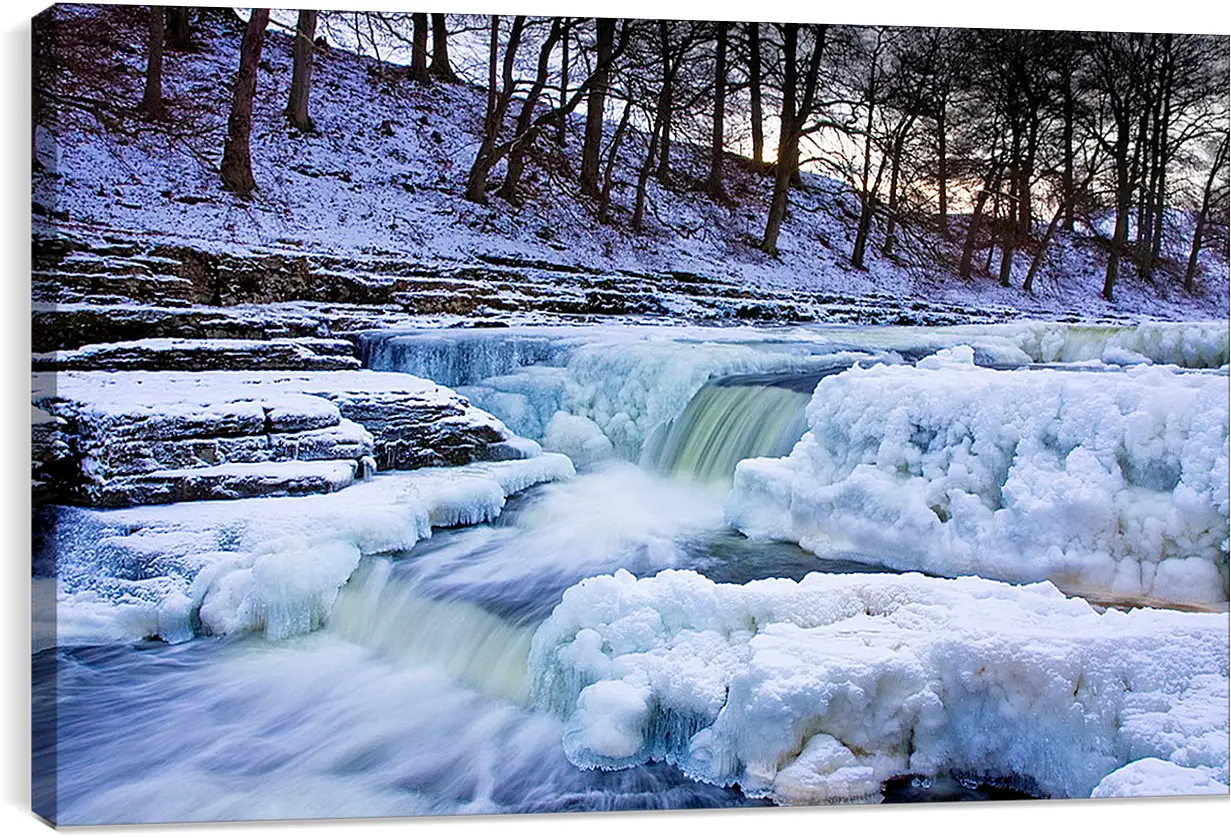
33, 337, 360, 372
32, 371, 523, 507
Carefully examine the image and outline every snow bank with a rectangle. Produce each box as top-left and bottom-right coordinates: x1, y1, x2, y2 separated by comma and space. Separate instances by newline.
530, 569, 1229, 803
42, 455, 574, 647
729, 349, 1230, 607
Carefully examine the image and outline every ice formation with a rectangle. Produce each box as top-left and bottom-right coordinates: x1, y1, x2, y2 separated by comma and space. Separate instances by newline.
42, 455, 574, 647
971, 320, 1230, 368
729, 347, 1230, 607
367, 323, 1228, 477
530, 568, 1230, 804
542, 412, 616, 469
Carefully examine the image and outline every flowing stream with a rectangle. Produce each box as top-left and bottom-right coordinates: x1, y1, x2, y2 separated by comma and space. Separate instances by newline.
41, 323, 1227, 823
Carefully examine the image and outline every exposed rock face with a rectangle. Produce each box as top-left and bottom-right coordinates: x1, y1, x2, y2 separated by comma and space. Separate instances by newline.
32, 371, 523, 507
32, 229, 1022, 355
33, 337, 360, 372
325, 390, 508, 470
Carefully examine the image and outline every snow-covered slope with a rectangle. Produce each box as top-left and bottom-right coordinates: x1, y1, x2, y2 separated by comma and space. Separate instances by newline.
33, 5, 1229, 322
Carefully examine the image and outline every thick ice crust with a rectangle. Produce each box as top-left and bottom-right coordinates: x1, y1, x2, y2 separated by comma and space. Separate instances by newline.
530, 569, 1229, 804
728, 348, 1230, 607
38, 455, 574, 646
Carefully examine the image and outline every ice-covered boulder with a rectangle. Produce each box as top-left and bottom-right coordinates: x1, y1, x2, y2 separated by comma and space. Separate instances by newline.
530, 569, 1229, 804
728, 351, 1230, 607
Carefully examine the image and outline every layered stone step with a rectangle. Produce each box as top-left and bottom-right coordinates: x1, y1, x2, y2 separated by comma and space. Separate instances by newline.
33, 337, 360, 372
32, 370, 522, 507
93, 460, 362, 506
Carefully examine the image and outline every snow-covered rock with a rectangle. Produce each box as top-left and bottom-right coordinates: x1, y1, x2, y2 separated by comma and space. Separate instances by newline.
33, 337, 361, 372
728, 350, 1230, 607
33, 370, 523, 506
39, 455, 575, 647
530, 569, 1229, 804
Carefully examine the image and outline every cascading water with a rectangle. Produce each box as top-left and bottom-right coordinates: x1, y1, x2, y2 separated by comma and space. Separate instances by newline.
644, 372, 830, 484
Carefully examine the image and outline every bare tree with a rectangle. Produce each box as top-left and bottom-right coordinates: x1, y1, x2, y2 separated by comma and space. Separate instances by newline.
166, 6, 191, 50
410, 12, 430, 84
762, 23, 826, 254
499, 18, 568, 202
139, 6, 166, 120
466, 15, 526, 203
220, 8, 270, 195
429, 14, 457, 82
747, 21, 764, 165
582, 19, 616, 197
708, 21, 728, 200
286, 9, 318, 132
1185, 136, 1229, 292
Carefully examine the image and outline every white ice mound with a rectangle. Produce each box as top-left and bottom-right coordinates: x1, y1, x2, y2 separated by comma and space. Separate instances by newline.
728, 352, 1230, 607
530, 569, 1230, 804
1091, 758, 1230, 798
44, 455, 574, 647
542, 411, 615, 469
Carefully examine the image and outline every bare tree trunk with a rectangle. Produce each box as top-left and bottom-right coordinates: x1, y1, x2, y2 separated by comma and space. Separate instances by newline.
286, 9, 318, 132
140, 6, 166, 120
557, 25, 569, 146
959, 184, 993, 279
220, 8, 269, 195
655, 21, 673, 184
429, 13, 457, 82
962, 157, 1001, 279
850, 40, 878, 269
166, 6, 191, 50
883, 134, 906, 257
1062, 71, 1075, 232
937, 97, 948, 237
748, 22, 764, 165
851, 197, 877, 269
1024, 201, 1065, 294
1147, 38, 1173, 273
582, 19, 615, 197
633, 116, 663, 231
1019, 120, 1037, 239
761, 24, 798, 255
1103, 123, 1133, 301
599, 100, 633, 224
1027, 157, 1100, 294
499, 18, 564, 202
999, 175, 1016, 286
708, 22, 727, 201
410, 12, 430, 84
466, 15, 526, 204
1185, 138, 1228, 293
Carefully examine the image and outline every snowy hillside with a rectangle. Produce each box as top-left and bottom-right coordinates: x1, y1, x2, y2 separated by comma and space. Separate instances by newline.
33, 4, 1229, 322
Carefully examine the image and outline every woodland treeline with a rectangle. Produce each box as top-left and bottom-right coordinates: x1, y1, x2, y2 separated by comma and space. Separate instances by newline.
41, 7, 1231, 299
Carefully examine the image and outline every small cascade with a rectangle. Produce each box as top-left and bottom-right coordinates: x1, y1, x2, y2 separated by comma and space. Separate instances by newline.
329, 559, 536, 705
357, 329, 574, 387
646, 372, 826, 484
